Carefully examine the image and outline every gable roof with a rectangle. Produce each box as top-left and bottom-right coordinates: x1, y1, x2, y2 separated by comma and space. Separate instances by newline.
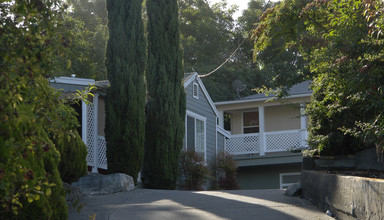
215, 81, 312, 106
184, 72, 220, 118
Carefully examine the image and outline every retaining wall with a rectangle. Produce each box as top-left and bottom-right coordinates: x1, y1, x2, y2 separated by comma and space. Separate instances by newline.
301, 170, 384, 220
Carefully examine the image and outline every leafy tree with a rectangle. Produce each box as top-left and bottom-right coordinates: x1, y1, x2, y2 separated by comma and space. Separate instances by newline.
104, 0, 146, 182
143, 0, 186, 189
178, 0, 273, 101
56, 0, 108, 80
0, 0, 79, 218
252, 0, 384, 155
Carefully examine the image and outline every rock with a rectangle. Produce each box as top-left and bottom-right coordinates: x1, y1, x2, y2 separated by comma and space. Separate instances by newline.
285, 183, 302, 197
63, 182, 85, 211
71, 173, 135, 195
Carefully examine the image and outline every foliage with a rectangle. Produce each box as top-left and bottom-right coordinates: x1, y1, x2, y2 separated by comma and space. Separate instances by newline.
105, 0, 146, 182
56, 0, 108, 80
143, 0, 186, 189
0, 1, 72, 218
54, 127, 87, 184
211, 152, 239, 190
178, 151, 210, 190
252, 0, 384, 156
178, 0, 272, 101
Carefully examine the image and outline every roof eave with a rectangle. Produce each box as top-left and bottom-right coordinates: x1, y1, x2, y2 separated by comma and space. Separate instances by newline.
214, 93, 312, 106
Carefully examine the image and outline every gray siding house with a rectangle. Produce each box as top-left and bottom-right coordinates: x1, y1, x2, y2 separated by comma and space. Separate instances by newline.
50, 74, 226, 174
183, 72, 227, 165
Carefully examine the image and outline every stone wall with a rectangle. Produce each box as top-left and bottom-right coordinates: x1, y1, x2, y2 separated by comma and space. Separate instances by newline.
301, 170, 384, 220
303, 148, 384, 171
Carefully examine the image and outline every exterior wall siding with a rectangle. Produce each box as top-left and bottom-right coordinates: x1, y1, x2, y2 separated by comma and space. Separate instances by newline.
228, 105, 301, 134
237, 163, 302, 189
265, 104, 300, 132
98, 97, 106, 136
185, 78, 217, 165
217, 132, 225, 153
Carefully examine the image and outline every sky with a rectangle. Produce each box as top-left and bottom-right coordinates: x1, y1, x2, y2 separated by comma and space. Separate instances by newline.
209, 0, 279, 19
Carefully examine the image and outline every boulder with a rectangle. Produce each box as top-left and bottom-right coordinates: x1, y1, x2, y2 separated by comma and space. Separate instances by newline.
72, 173, 135, 195
285, 183, 302, 197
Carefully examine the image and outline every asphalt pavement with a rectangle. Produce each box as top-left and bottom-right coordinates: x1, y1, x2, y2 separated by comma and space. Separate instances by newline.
68, 189, 334, 220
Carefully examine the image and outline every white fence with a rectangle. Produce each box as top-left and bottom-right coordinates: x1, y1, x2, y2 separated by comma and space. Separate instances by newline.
225, 129, 307, 156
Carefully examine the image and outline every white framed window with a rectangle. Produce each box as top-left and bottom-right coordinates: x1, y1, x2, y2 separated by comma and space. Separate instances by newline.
243, 111, 259, 134
279, 172, 301, 189
193, 82, 199, 99
185, 111, 206, 160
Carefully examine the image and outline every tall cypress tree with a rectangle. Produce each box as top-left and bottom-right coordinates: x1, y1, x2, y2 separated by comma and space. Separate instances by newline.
143, 0, 186, 189
105, 0, 146, 181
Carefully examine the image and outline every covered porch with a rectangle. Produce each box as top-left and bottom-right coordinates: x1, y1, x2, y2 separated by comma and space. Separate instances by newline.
217, 103, 309, 160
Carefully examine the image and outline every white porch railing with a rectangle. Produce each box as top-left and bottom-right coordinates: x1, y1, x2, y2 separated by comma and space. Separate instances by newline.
225, 133, 260, 155
82, 96, 108, 172
97, 136, 108, 170
225, 129, 307, 156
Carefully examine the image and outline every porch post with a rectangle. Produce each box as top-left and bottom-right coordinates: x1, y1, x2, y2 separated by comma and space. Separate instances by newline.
218, 110, 224, 128
81, 101, 87, 145
259, 106, 265, 156
300, 103, 308, 147
92, 93, 99, 173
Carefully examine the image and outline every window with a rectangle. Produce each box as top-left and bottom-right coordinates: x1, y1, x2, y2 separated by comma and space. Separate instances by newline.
224, 112, 231, 131
186, 112, 206, 159
243, 111, 259, 133
193, 82, 199, 99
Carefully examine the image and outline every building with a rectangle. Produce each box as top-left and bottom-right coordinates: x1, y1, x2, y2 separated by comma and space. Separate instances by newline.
50, 73, 226, 175
51, 76, 312, 189
215, 81, 312, 189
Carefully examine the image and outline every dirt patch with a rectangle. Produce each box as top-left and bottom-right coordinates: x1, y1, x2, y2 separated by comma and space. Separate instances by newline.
321, 168, 384, 179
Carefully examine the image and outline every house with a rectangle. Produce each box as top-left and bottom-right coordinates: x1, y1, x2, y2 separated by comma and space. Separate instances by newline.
183, 72, 227, 164
50, 73, 226, 175
51, 75, 312, 190
214, 81, 312, 189
50, 76, 108, 173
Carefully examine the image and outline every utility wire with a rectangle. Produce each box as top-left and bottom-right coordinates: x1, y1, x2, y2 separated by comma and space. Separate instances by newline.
199, 0, 272, 78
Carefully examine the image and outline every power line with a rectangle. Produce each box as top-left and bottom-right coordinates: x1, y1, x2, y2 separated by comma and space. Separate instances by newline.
199, 0, 272, 78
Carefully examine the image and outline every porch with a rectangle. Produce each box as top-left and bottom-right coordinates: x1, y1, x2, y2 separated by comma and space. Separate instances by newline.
223, 129, 307, 167
225, 129, 307, 156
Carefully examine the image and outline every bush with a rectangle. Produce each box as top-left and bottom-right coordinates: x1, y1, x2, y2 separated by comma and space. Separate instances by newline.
212, 152, 239, 190
54, 129, 87, 183
178, 150, 210, 190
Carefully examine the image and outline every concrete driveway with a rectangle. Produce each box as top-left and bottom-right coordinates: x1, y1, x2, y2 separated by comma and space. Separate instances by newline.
68, 189, 333, 220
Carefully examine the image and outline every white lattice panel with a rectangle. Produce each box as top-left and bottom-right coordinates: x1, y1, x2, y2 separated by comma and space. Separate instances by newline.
225, 134, 260, 155
265, 130, 301, 152
97, 136, 108, 170
86, 104, 95, 166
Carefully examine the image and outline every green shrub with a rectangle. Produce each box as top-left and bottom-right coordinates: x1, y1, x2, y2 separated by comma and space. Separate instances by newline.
212, 152, 239, 190
54, 129, 87, 183
178, 151, 210, 190
0, 80, 69, 219
0, 1, 82, 218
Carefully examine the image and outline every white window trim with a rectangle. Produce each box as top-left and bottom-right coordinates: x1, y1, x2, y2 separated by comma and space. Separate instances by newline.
193, 82, 199, 99
186, 110, 207, 161
279, 172, 301, 189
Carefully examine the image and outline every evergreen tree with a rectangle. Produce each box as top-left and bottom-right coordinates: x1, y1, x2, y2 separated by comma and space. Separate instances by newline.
105, 0, 146, 181
143, 0, 186, 189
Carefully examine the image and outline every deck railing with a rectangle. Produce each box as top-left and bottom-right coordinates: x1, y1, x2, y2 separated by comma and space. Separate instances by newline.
225, 129, 307, 156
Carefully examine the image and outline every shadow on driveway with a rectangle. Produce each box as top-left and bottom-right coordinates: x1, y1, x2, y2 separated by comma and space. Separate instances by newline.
69, 189, 333, 220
